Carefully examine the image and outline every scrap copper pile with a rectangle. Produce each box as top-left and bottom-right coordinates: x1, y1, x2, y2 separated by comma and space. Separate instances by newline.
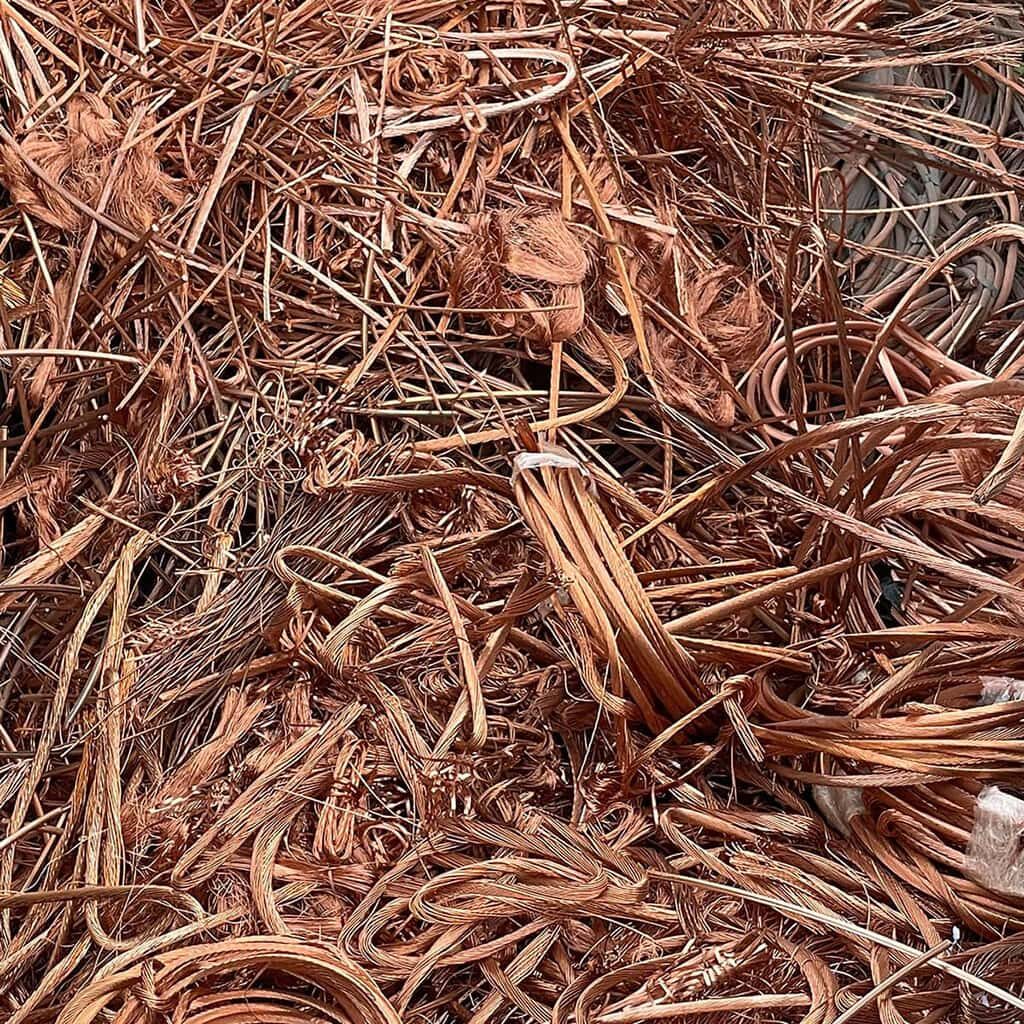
4, 0, 1024, 1020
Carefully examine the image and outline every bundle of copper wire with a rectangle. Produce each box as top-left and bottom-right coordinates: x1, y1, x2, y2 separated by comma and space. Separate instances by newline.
2, 0, 1024, 1021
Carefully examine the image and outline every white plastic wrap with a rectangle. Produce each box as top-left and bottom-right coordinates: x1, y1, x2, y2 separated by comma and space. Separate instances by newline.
512, 446, 591, 483
965, 787, 1024, 897
812, 783, 864, 837
979, 676, 1024, 705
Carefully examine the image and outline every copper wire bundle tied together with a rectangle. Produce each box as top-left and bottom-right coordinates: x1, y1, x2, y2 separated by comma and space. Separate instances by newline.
2, 0, 1024, 1022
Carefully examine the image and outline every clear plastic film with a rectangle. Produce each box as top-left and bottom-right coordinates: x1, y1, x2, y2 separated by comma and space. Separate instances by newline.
812, 783, 864, 837
979, 676, 1024, 705
965, 787, 1024, 897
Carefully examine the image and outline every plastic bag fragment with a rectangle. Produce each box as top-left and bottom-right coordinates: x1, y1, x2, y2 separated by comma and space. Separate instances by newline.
966, 787, 1024, 897
812, 784, 864, 836
979, 676, 1024, 705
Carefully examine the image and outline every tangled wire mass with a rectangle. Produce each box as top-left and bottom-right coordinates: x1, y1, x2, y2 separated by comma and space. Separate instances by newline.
2, 0, 1024, 1022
